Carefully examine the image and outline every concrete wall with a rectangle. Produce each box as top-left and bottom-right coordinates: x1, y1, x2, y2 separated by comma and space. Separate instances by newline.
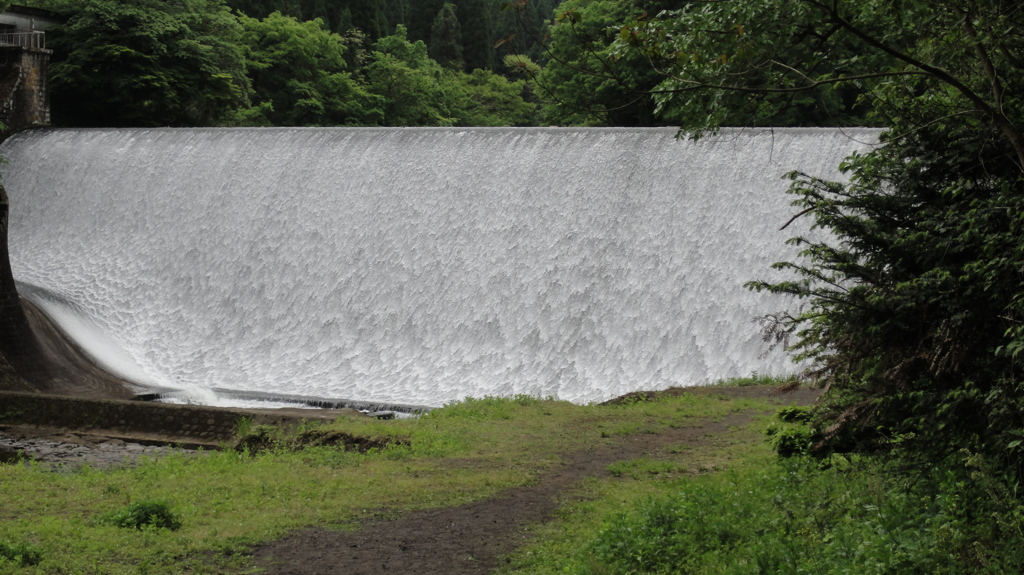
0, 187, 48, 391
0, 184, 142, 398
0, 391, 348, 445
0, 45, 49, 130
0, 6, 64, 32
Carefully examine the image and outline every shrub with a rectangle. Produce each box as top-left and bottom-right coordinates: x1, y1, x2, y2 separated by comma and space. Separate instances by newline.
0, 539, 43, 566
765, 407, 820, 457
765, 424, 817, 458
776, 406, 812, 423
100, 500, 181, 531
234, 424, 280, 454
751, 119, 1024, 475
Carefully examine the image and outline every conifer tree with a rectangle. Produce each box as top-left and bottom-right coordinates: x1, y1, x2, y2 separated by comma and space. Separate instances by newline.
456, 0, 495, 70
429, 2, 464, 70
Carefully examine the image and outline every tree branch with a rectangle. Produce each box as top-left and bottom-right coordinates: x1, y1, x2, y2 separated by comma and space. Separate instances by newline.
803, 0, 1024, 170
645, 70, 928, 96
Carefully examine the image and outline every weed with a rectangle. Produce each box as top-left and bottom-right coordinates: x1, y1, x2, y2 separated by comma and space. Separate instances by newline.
99, 500, 181, 531
234, 424, 280, 454
234, 415, 256, 437
0, 539, 43, 566
0, 407, 24, 424
713, 373, 789, 387
776, 405, 813, 423
607, 458, 681, 480
765, 424, 817, 458
600, 390, 665, 406
764, 406, 820, 458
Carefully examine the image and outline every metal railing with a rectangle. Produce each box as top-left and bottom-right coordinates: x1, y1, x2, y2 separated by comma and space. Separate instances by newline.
0, 31, 45, 50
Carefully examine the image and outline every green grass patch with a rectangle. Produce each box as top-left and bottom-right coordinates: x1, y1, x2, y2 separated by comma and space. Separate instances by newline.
0, 389, 776, 574
709, 373, 793, 387
98, 500, 181, 531
498, 413, 1024, 575
0, 539, 43, 567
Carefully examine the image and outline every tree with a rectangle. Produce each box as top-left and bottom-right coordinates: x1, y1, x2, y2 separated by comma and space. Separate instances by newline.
455, 0, 496, 71
365, 25, 536, 125
493, 0, 558, 67
451, 68, 536, 125
344, 0, 390, 39
226, 0, 383, 35
617, 0, 1015, 140
533, 0, 666, 126
34, 0, 249, 127
365, 25, 458, 125
757, 115, 1024, 470
616, 0, 1024, 468
233, 12, 383, 126
405, 0, 446, 46
429, 2, 464, 70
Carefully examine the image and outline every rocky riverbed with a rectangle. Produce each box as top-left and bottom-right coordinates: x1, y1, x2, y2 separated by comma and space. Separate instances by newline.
0, 427, 208, 471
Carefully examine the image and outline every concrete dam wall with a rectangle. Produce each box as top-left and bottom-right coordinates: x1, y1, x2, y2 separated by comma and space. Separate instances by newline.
0, 127, 880, 407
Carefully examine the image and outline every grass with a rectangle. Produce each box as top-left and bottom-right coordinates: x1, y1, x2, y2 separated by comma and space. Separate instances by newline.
496, 414, 1024, 575
0, 539, 42, 568
709, 373, 789, 387
0, 382, 779, 574
98, 500, 181, 531
494, 415, 776, 575
14, 380, 1017, 573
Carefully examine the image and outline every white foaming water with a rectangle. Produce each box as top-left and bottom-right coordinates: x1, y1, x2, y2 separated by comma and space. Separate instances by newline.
1, 127, 879, 406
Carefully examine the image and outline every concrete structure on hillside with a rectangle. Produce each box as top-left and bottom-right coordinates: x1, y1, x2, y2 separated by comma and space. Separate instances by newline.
0, 5, 59, 131
0, 7, 64, 393
0, 4, 63, 32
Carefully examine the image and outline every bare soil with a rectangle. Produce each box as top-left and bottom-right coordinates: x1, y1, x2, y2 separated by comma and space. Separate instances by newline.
250, 385, 820, 575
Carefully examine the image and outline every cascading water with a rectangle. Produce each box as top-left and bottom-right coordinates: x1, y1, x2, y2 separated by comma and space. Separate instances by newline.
0, 127, 879, 407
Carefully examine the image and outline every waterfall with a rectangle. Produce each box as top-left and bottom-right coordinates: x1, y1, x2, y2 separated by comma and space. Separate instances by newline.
0, 127, 879, 407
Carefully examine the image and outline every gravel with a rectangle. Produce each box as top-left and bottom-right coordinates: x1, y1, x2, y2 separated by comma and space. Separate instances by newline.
0, 431, 208, 471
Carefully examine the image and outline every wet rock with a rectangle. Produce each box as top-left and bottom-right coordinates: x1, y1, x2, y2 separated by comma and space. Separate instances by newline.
0, 432, 208, 471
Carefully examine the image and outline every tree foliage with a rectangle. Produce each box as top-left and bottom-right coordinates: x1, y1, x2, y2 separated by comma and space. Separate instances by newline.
234, 12, 383, 126
515, 0, 877, 127
614, 0, 1024, 470
429, 2, 464, 70
534, 0, 667, 126
454, 0, 496, 71
226, 0, 381, 36
454, 68, 536, 126
24, 0, 534, 127
364, 26, 536, 126
764, 120, 1024, 471
613, 0, 882, 129
364, 25, 458, 125
494, 0, 553, 62
37, 0, 249, 127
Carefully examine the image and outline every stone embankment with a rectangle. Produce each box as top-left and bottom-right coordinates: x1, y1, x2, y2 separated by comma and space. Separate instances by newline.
0, 429, 208, 470
0, 390, 367, 470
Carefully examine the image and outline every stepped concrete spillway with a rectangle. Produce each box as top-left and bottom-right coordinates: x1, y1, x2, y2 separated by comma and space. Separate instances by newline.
0, 127, 880, 408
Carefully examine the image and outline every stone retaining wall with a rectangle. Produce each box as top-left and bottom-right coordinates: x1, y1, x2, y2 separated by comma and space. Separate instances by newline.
0, 391, 347, 445
0, 45, 50, 130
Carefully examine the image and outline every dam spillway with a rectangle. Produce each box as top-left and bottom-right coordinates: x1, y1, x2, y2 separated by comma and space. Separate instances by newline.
0, 127, 879, 407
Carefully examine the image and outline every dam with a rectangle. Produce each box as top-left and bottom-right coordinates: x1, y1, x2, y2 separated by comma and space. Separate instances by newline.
0, 127, 879, 408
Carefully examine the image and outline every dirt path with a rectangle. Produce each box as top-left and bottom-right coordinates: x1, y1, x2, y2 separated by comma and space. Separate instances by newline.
251, 386, 819, 574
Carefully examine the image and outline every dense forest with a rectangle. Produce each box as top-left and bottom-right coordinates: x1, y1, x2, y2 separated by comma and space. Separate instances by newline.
23, 0, 877, 128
